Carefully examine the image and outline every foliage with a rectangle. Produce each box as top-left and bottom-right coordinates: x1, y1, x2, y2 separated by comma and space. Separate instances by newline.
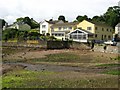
103, 6, 120, 28
15, 17, 39, 29
92, 15, 105, 23
2, 28, 18, 41
96, 64, 120, 67
58, 15, 66, 22
27, 32, 40, 40
76, 15, 90, 22
104, 70, 120, 75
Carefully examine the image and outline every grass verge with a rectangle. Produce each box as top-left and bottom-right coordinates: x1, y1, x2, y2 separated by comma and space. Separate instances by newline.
104, 70, 120, 75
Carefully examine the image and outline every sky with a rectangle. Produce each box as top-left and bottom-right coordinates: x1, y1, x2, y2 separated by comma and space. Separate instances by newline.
0, 0, 119, 24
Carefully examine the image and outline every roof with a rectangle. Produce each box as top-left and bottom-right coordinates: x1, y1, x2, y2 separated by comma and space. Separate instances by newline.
69, 29, 94, 35
84, 20, 112, 28
51, 22, 79, 27
51, 30, 70, 33
45, 20, 62, 24
116, 23, 120, 27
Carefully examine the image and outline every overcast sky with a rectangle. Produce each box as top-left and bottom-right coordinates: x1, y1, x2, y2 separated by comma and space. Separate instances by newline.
0, 0, 119, 24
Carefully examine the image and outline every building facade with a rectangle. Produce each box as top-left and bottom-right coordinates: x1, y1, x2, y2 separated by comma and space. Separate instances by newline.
40, 20, 64, 35
77, 20, 114, 41
50, 22, 78, 40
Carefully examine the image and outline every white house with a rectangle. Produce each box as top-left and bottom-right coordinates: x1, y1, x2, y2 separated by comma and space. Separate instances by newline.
115, 23, 120, 39
40, 20, 64, 35
115, 23, 120, 34
68, 29, 94, 42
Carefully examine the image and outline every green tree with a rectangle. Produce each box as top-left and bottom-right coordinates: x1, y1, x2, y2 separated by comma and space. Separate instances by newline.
2, 28, 18, 41
92, 15, 105, 22
16, 17, 24, 22
76, 15, 89, 22
103, 6, 120, 28
58, 15, 66, 22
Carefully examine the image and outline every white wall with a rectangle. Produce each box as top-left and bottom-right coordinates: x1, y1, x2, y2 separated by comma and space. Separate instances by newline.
40, 21, 49, 35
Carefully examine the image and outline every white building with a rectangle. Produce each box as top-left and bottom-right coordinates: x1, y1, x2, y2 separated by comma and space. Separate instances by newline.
40, 20, 64, 35
115, 23, 120, 37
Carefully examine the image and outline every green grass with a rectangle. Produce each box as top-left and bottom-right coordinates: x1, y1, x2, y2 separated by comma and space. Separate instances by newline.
110, 56, 120, 61
2, 69, 118, 88
29, 53, 81, 63
96, 64, 120, 67
104, 70, 120, 75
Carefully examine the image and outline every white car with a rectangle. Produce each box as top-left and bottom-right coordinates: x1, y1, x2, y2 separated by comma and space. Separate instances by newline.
104, 40, 117, 46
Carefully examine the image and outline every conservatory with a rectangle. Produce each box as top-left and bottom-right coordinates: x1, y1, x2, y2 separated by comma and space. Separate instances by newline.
68, 29, 94, 42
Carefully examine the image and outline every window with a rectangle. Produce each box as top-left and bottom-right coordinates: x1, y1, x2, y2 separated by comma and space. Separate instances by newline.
95, 34, 97, 38
101, 35, 104, 40
51, 28, 54, 31
42, 25, 46, 29
69, 27, 72, 30
61, 34, 64, 36
52, 34, 54, 36
104, 35, 106, 38
108, 35, 111, 39
63, 27, 67, 30
87, 27, 92, 30
95, 27, 98, 30
110, 29, 112, 32
102, 28, 104, 31
58, 27, 61, 30
83, 35, 86, 39
42, 31, 46, 34
107, 29, 108, 31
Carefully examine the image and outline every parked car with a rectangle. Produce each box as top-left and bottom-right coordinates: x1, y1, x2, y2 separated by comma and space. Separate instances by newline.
104, 40, 117, 46
94, 40, 104, 44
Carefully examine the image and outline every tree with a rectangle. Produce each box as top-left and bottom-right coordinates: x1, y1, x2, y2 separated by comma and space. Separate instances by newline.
58, 15, 66, 22
103, 6, 120, 28
76, 15, 89, 22
16, 17, 24, 22
15, 17, 39, 29
1, 19, 6, 28
2, 28, 18, 41
23, 17, 32, 26
92, 15, 105, 23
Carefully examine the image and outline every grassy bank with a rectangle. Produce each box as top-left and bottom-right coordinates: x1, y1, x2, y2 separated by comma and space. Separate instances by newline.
2, 69, 118, 88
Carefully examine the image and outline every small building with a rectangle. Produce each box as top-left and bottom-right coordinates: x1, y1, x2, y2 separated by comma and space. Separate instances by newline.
68, 29, 94, 42
7, 22, 31, 30
40, 20, 64, 35
114, 23, 120, 41
115, 23, 120, 35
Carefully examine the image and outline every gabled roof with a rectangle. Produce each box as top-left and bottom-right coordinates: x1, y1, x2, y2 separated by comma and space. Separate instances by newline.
116, 23, 120, 27
51, 22, 79, 27
68, 29, 94, 35
83, 20, 112, 28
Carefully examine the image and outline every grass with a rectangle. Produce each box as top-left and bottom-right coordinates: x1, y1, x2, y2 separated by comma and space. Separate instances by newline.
96, 64, 120, 67
104, 70, 120, 75
110, 56, 120, 61
2, 69, 118, 88
29, 53, 81, 63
